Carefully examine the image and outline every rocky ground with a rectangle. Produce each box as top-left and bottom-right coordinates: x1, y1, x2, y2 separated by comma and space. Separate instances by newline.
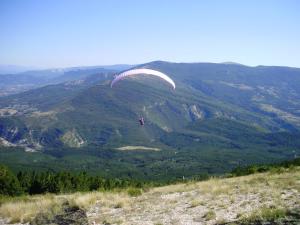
86, 169, 300, 225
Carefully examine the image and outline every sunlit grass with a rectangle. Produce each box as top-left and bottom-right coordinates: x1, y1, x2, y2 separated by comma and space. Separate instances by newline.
241, 206, 288, 222
0, 194, 63, 223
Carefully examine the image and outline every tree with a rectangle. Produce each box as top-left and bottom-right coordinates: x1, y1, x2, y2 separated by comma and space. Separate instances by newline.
0, 164, 23, 196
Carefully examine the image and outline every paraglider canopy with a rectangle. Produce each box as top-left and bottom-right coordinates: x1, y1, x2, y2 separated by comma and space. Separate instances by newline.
111, 68, 176, 89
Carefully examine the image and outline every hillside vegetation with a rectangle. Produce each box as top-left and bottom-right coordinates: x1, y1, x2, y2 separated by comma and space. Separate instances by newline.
1, 62, 300, 179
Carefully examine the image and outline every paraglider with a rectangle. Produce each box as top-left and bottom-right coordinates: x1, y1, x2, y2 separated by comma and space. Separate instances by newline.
139, 117, 145, 126
110, 68, 176, 89
111, 68, 175, 126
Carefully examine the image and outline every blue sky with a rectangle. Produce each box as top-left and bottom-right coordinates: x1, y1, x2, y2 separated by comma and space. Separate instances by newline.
0, 0, 299, 68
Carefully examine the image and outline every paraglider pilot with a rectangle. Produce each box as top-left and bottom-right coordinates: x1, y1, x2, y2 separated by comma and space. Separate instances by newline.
139, 117, 145, 126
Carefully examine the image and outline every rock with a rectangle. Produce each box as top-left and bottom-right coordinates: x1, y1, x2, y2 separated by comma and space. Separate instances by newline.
30, 202, 88, 225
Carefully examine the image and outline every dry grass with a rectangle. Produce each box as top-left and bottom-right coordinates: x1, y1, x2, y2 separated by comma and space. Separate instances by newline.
0, 194, 63, 223
240, 206, 288, 222
66, 191, 131, 210
155, 167, 299, 197
190, 199, 204, 208
204, 209, 217, 220
0, 191, 132, 224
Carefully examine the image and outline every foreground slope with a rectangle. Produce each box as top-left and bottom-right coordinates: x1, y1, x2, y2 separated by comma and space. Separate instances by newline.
87, 168, 300, 225
1, 167, 299, 225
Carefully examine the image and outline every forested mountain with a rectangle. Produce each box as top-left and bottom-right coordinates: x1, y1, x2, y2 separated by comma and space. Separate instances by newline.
0, 61, 299, 179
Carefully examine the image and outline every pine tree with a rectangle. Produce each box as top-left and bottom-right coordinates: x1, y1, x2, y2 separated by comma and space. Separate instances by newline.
0, 164, 23, 196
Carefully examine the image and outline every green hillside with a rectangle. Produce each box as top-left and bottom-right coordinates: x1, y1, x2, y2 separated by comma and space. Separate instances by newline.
0, 62, 300, 179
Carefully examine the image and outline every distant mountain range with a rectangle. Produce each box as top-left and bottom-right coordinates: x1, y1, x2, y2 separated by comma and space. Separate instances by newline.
0, 64, 134, 74
0, 65, 40, 74
0, 64, 134, 96
0, 61, 300, 179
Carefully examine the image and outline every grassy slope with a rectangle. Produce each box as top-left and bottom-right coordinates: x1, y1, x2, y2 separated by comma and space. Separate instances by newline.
1, 166, 299, 225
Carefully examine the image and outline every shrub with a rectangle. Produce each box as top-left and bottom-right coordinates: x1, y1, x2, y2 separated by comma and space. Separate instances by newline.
204, 210, 216, 220
127, 187, 142, 197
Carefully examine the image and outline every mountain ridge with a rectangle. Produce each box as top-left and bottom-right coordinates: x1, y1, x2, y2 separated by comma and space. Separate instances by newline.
0, 61, 300, 178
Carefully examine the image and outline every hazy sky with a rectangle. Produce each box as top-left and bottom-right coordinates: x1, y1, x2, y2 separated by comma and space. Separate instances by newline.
0, 0, 299, 68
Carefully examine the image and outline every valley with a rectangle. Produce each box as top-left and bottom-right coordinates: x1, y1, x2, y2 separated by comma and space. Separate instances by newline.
0, 62, 300, 179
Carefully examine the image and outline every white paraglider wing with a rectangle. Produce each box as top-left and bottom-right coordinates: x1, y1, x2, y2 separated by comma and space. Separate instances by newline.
111, 68, 176, 89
